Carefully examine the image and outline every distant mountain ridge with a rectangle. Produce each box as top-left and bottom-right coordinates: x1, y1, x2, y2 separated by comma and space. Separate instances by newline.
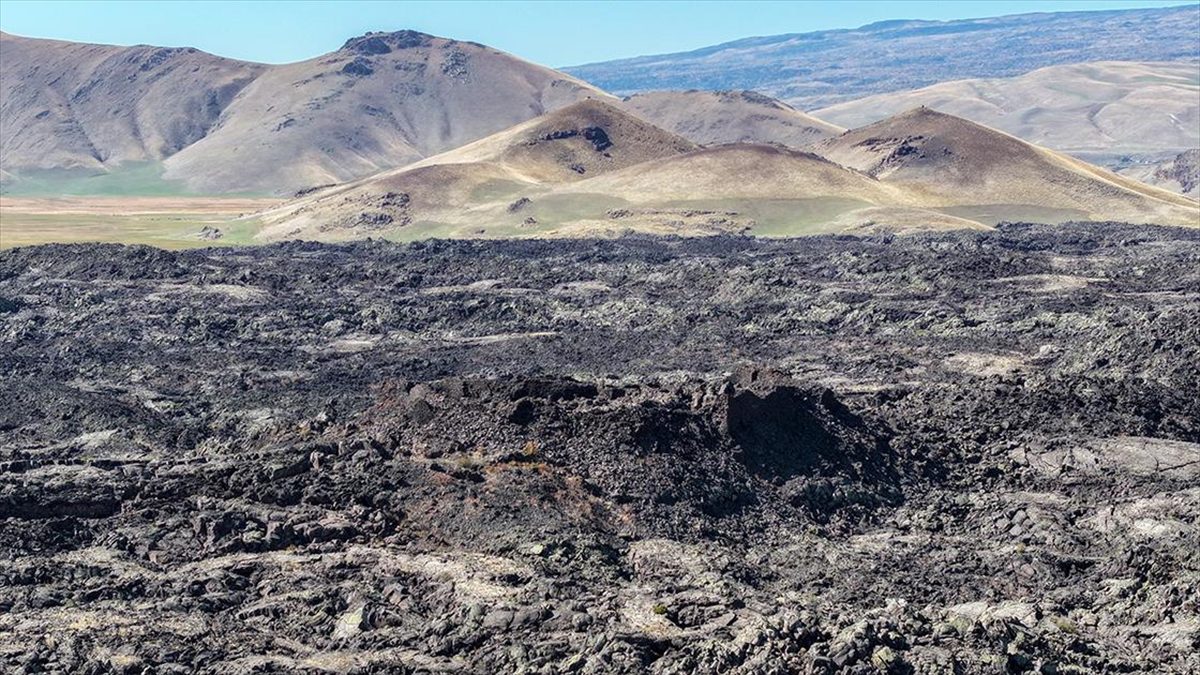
564, 4, 1200, 108
814, 61, 1200, 165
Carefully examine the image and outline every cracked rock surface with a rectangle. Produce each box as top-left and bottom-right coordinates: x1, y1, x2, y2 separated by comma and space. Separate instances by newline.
1, 222, 1198, 673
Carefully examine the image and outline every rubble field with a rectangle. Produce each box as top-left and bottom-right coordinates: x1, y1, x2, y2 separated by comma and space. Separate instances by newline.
1, 222, 1198, 674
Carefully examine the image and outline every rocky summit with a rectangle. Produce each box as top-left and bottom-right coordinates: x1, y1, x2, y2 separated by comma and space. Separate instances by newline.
2, 222, 1199, 673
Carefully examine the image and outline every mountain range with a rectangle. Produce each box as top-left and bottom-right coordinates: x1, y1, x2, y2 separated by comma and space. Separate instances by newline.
814, 61, 1199, 163
256, 101, 1197, 240
0, 30, 606, 194
3, 6, 1198, 198
565, 4, 1200, 109
0, 4, 1197, 241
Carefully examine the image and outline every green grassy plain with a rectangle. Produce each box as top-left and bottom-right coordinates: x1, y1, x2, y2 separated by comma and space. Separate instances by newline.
0, 197, 280, 249
1, 163, 190, 198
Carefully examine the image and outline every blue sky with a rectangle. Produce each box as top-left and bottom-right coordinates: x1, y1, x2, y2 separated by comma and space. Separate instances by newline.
0, 1, 1184, 67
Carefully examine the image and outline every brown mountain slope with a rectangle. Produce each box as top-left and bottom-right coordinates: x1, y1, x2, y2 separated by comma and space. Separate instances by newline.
162, 31, 608, 194
814, 62, 1200, 161
256, 99, 698, 238
817, 107, 1200, 226
0, 31, 263, 173
0, 30, 608, 195
618, 90, 844, 148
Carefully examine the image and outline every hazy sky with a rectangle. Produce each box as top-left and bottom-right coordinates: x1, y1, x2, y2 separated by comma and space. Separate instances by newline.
0, 1, 1185, 67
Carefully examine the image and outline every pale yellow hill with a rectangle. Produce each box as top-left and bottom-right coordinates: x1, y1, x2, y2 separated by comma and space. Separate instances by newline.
817, 107, 1199, 226
264, 140, 986, 240
256, 100, 698, 239
618, 90, 844, 148
406, 98, 699, 180
259, 104, 1198, 242
527, 144, 984, 236
553, 143, 898, 202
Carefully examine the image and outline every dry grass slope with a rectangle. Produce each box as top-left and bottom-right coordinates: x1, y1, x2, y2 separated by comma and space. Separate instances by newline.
256, 100, 699, 239
817, 107, 1200, 226
553, 143, 896, 202
258, 106, 1199, 240
618, 90, 844, 148
0, 31, 263, 174
814, 61, 1200, 158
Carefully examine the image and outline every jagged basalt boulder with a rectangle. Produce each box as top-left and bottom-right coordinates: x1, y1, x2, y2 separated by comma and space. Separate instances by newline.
538, 126, 613, 152
341, 30, 434, 53
720, 372, 901, 515
344, 36, 392, 56
341, 57, 374, 77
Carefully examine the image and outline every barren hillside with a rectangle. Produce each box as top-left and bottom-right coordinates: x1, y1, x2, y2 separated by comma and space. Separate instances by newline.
0, 30, 607, 195
0, 31, 263, 174
163, 31, 608, 194
619, 90, 843, 147
256, 100, 698, 239
814, 61, 1200, 164
817, 107, 1200, 226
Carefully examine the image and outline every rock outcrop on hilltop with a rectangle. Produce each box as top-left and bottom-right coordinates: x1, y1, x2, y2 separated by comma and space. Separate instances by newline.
341, 30, 436, 54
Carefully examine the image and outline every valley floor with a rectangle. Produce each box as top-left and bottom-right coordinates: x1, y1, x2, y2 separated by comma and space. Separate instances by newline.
0, 197, 282, 249
1, 223, 1198, 673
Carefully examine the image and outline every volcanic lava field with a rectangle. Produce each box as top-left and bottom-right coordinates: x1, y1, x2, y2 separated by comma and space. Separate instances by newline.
1, 222, 1198, 674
